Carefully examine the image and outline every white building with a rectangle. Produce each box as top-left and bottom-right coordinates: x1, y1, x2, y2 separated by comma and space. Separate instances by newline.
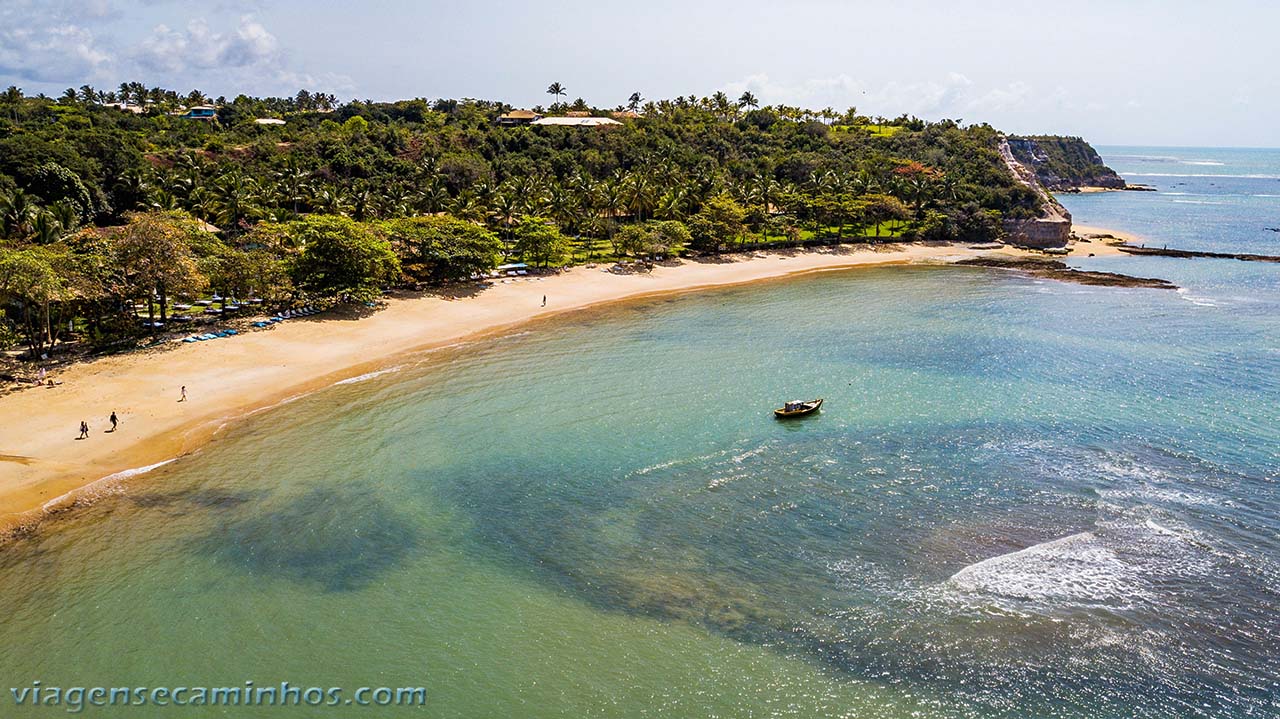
531, 116, 622, 127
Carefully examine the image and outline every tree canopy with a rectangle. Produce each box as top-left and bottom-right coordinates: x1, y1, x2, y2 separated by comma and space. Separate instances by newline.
0, 83, 1051, 359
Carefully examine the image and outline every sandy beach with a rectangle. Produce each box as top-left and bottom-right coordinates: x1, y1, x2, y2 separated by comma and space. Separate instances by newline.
1072, 223, 1147, 248
0, 238, 1124, 532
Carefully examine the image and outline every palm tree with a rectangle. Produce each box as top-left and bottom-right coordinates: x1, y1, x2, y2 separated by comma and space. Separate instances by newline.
0, 189, 39, 239
149, 188, 180, 211
349, 183, 375, 221
750, 175, 781, 239
31, 211, 65, 245
625, 174, 657, 222
377, 183, 412, 219
491, 192, 522, 253
627, 92, 643, 111
450, 192, 485, 223
3, 85, 22, 121
272, 163, 312, 215
737, 91, 759, 111
654, 188, 690, 221
546, 82, 566, 104
49, 201, 80, 233
545, 183, 579, 233
595, 178, 625, 239
211, 173, 260, 229
314, 185, 352, 216
414, 181, 451, 214
711, 91, 732, 118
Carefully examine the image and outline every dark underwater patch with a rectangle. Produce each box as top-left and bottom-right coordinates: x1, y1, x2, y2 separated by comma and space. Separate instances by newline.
196, 486, 420, 592
129, 488, 256, 512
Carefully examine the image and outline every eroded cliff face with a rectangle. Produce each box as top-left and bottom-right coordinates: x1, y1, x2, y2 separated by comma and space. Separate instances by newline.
1007, 136, 1126, 190
998, 138, 1072, 248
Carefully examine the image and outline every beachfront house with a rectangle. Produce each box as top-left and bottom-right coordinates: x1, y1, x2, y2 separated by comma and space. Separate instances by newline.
497, 110, 541, 126
180, 106, 217, 121
531, 116, 622, 128
104, 102, 146, 115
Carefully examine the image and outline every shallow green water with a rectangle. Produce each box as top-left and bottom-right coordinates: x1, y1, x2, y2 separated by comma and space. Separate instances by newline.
3, 264, 1278, 718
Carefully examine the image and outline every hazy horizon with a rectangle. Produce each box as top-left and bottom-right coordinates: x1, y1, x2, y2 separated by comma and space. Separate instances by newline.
1, 0, 1276, 148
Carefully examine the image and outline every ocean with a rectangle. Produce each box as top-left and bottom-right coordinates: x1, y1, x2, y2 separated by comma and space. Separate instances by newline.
0, 146, 1276, 718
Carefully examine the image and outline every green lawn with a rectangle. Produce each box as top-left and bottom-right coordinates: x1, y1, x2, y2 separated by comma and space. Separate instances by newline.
831, 124, 904, 138
555, 222, 909, 267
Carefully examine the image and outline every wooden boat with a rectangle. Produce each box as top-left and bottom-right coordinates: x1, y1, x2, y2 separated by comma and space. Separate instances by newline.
774, 398, 823, 418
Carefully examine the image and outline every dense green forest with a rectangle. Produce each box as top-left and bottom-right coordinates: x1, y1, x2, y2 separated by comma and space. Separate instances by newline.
0, 84, 1042, 361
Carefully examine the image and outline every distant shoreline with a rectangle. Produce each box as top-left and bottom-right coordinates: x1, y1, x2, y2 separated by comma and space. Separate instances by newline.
0, 236, 1125, 541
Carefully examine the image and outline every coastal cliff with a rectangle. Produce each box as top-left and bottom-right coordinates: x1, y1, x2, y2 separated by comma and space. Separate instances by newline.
1007, 136, 1127, 191
998, 137, 1072, 248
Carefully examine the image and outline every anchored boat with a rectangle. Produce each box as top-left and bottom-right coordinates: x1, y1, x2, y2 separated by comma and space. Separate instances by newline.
774, 398, 823, 418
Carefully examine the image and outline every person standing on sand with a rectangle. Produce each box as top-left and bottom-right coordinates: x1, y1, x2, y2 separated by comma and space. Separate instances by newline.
109, 412, 118, 432
542, 295, 547, 307
78, 421, 89, 439
179, 386, 187, 402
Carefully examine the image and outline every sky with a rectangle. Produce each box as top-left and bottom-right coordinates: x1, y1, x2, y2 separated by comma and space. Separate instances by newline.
0, 0, 1276, 147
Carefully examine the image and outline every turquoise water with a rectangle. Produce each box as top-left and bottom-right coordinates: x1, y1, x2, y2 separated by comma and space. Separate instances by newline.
1060, 145, 1280, 255
2, 148, 1278, 718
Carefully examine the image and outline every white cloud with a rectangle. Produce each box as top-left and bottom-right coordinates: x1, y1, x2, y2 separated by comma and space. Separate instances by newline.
723, 72, 863, 106
133, 16, 278, 74
721, 72, 983, 118
0, 3, 345, 98
0, 25, 112, 83
719, 72, 1101, 127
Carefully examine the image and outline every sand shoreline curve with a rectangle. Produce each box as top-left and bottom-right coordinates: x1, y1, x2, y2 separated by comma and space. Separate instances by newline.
0, 237, 1129, 538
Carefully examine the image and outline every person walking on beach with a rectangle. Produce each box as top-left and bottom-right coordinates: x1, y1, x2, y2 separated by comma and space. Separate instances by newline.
542, 295, 547, 307
78, 421, 89, 440
179, 385, 187, 402
109, 411, 118, 432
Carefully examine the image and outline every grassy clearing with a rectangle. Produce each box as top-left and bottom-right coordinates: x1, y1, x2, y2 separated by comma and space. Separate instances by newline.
832, 124, 904, 138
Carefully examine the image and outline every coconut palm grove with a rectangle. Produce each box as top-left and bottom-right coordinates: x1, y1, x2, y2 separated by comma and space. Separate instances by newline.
0, 84, 1042, 359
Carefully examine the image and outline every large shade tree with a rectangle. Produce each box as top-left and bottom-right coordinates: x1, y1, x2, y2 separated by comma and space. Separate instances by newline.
287, 215, 400, 301
113, 211, 209, 332
381, 216, 503, 282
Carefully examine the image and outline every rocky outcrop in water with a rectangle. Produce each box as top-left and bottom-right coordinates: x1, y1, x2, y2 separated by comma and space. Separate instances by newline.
1007, 136, 1127, 191
1115, 245, 1280, 263
957, 256, 1177, 289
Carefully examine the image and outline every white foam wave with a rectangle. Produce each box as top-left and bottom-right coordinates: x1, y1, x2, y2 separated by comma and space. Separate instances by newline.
1175, 288, 1220, 307
1126, 172, 1280, 179
1171, 200, 1225, 205
732, 443, 770, 463
946, 531, 1144, 607
96, 459, 177, 483
1099, 485, 1220, 508
631, 449, 728, 476
1111, 154, 1180, 162
334, 366, 403, 385
41, 459, 178, 511
1181, 160, 1226, 166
